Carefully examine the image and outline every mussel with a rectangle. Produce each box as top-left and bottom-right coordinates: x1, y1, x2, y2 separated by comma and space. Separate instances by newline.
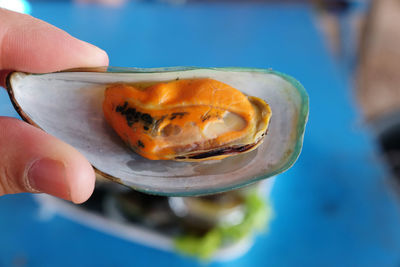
103, 78, 271, 161
6, 67, 308, 196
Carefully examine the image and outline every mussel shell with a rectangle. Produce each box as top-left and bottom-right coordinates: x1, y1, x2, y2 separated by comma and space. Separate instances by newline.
6, 67, 308, 196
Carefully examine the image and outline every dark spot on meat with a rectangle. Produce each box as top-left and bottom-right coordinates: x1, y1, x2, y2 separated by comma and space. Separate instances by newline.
201, 114, 211, 122
143, 126, 149, 131
126, 108, 136, 115
170, 112, 189, 121
188, 143, 258, 160
115, 102, 155, 127
141, 113, 153, 124
172, 112, 188, 117
137, 140, 145, 148
125, 108, 138, 126
133, 111, 140, 120
116, 102, 128, 114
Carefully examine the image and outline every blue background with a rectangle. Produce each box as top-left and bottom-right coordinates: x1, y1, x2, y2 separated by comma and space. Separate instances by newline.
1, 2, 400, 266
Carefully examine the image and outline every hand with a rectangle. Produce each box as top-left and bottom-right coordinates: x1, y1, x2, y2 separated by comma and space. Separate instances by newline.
0, 8, 109, 203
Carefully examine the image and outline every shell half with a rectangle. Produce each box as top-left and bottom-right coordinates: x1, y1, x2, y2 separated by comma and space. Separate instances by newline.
6, 67, 308, 196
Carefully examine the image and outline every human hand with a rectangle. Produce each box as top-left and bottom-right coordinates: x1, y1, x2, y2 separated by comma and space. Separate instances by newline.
0, 8, 109, 203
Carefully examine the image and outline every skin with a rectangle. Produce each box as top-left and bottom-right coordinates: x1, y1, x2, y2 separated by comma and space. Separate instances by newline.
0, 8, 109, 203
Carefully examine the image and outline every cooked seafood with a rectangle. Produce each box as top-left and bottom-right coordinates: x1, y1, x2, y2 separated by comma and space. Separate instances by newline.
103, 78, 271, 161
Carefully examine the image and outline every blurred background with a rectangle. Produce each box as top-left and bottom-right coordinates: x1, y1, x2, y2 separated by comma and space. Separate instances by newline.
2, 0, 400, 266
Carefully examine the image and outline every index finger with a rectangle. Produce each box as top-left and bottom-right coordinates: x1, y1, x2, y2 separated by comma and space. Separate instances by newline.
0, 8, 109, 86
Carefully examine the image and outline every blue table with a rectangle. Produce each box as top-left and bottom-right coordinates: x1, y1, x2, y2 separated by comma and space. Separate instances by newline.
1, 2, 400, 266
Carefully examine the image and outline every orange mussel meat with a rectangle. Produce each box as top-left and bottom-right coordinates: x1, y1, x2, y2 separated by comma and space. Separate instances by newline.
103, 78, 271, 161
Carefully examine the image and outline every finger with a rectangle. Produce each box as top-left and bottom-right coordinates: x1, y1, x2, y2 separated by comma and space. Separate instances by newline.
0, 9, 106, 202
0, 8, 109, 86
0, 70, 9, 88
0, 117, 95, 204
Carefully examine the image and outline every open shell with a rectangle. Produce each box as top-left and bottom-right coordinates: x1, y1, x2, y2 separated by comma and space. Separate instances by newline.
6, 67, 308, 196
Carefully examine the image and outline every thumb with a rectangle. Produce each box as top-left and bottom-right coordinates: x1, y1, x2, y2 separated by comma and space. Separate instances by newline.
0, 117, 95, 203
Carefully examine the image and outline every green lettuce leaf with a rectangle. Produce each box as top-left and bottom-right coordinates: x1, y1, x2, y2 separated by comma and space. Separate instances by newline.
174, 190, 273, 260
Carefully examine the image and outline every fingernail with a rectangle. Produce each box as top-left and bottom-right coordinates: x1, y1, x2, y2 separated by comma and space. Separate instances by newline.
27, 158, 71, 201
79, 40, 109, 66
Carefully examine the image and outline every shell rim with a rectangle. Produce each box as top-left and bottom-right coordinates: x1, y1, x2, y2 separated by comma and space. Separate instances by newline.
6, 66, 309, 197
